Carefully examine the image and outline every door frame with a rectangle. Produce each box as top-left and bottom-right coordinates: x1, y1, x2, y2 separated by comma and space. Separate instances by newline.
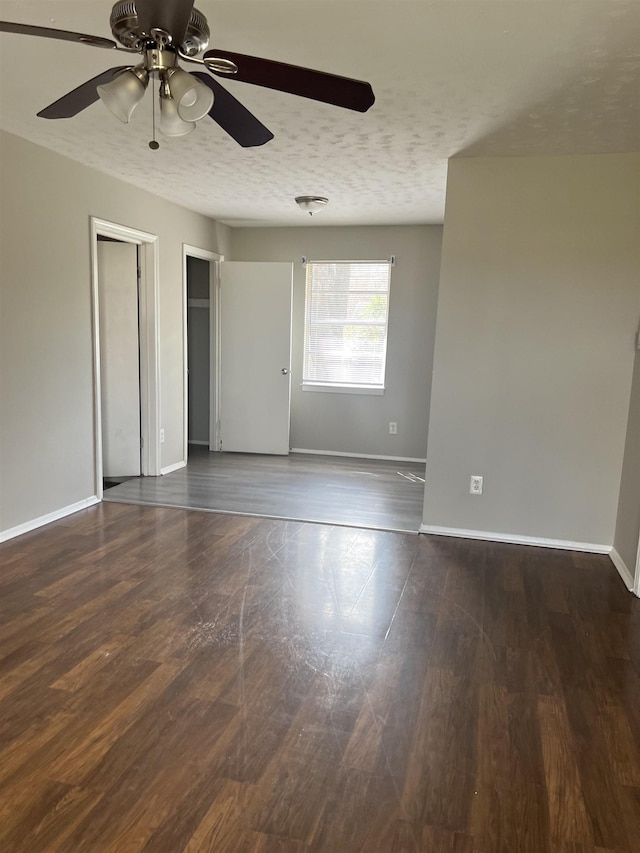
182, 245, 223, 462
91, 217, 160, 499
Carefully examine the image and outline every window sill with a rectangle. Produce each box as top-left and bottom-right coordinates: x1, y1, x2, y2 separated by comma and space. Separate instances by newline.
301, 383, 384, 396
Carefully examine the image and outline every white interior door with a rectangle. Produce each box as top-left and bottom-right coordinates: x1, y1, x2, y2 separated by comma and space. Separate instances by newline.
98, 241, 141, 477
219, 261, 293, 455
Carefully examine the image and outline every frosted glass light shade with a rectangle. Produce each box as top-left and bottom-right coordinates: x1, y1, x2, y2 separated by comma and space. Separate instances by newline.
167, 68, 214, 122
295, 196, 329, 215
159, 96, 196, 137
97, 68, 148, 123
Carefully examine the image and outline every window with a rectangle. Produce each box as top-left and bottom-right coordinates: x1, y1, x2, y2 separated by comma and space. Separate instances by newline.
303, 260, 392, 392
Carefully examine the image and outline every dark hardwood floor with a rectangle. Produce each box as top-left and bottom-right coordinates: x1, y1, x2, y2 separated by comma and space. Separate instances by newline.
1, 502, 639, 852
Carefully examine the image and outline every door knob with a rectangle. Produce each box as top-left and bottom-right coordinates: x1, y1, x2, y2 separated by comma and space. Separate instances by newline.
281, 368, 289, 375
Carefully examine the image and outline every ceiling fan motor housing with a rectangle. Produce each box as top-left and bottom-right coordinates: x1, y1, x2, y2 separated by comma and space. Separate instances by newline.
109, 2, 210, 55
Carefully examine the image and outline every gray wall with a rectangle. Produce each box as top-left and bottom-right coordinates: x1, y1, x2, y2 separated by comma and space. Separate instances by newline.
0, 130, 227, 535
230, 226, 442, 459
422, 153, 640, 548
187, 256, 211, 444
614, 350, 640, 579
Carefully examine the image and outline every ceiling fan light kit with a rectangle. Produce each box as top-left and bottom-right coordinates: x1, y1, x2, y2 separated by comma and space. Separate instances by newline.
97, 65, 148, 123
163, 67, 213, 122
0, 0, 375, 149
159, 95, 196, 137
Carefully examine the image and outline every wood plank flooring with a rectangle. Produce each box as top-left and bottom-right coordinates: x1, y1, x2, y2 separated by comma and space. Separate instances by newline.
1, 502, 639, 852
103, 449, 426, 533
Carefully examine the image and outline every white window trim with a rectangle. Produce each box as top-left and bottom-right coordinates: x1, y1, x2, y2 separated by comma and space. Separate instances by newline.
301, 383, 384, 395
302, 259, 392, 393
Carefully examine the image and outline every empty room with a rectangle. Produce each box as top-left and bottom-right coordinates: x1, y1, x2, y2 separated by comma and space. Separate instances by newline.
1, 1, 639, 851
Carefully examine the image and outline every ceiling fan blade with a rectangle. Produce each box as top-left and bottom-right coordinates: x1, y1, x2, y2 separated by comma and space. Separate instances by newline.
37, 67, 132, 119
135, 0, 195, 46
0, 20, 117, 50
191, 73, 273, 148
203, 49, 375, 113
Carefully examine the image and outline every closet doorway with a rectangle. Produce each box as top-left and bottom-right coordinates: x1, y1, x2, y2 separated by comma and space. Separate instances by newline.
183, 245, 221, 461
90, 218, 160, 498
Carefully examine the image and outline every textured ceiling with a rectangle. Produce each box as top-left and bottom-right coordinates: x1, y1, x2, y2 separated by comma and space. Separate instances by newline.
0, 0, 638, 226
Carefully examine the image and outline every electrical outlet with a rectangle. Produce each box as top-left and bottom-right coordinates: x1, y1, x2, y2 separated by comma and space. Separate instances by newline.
160, 429, 165, 443
389, 422, 398, 435
470, 475, 483, 495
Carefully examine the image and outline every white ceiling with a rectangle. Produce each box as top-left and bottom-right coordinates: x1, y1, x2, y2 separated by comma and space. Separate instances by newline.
0, 1, 638, 227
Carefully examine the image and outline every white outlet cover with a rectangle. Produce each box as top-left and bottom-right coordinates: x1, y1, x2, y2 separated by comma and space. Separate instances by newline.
470, 475, 483, 494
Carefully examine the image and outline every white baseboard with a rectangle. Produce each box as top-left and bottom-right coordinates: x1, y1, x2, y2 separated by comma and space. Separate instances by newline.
610, 547, 636, 592
188, 440, 209, 446
419, 524, 610, 554
291, 448, 426, 464
161, 460, 187, 475
0, 496, 100, 543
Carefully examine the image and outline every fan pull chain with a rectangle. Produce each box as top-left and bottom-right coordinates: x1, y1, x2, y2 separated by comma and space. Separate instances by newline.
149, 75, 159, 150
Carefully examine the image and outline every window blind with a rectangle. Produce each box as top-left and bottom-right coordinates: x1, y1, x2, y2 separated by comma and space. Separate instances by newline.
303, 261, 391, 388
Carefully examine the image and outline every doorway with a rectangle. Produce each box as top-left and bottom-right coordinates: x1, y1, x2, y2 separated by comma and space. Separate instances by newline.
183, 245, 221, 462
91, 218, 160, 500
97, 237, 141, 489
186, 256, 214, 456
183, 252, 294, 459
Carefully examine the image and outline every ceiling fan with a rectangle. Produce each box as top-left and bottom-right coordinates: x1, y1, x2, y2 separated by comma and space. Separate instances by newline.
0, 0, 375, 148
